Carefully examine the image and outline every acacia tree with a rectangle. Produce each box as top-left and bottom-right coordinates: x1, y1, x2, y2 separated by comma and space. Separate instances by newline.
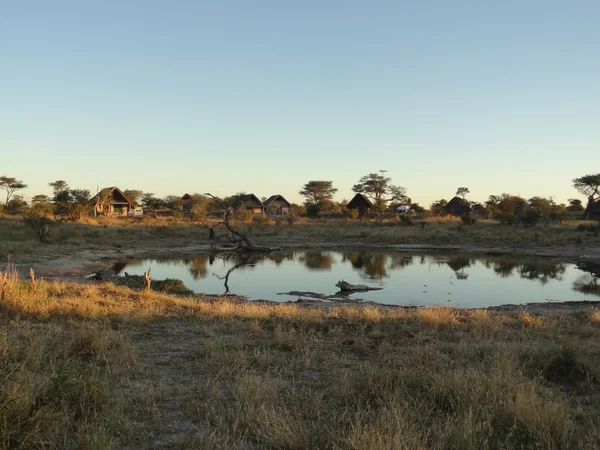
299, 181, 337, 209
123, 189, 143, 205
48, 180, 91, 221
352, 172, 408, 211
456, 187, 469, 199
573, 173, 600, 218
0, 176, 27, 206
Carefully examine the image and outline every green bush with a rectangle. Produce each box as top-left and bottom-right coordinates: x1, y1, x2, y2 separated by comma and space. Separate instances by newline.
306, 203, 321, 218
496, 213, 516, 226
517, 209, 542, 228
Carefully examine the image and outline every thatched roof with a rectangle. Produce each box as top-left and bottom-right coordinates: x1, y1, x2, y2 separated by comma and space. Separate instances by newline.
444, 196, 472, 215
347, 193, 373, 209
181, 193, 192, 200
91, 187, 134, 206
264, 194, 291, 207
238, 194, 264, 208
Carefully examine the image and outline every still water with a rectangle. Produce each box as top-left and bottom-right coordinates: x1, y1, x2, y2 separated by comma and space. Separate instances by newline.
113, 250, 600, 308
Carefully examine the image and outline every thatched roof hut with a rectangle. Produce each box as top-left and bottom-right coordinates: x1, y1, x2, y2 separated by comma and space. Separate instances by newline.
238, 194, 265, 214
264, 195, 291, 215
91, 187, 134, 216
347, 194, 373, 217
444, 196, 472, 216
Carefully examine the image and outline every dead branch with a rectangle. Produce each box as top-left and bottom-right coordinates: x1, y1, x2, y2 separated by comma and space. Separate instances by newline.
205, 193, 283, 253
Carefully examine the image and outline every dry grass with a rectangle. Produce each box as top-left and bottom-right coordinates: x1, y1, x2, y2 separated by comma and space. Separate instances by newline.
1, 269, 600, 449
2, 214, 599, 264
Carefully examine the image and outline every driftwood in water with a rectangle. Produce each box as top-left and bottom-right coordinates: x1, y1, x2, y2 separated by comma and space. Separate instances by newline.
205, 193, 283, 253
278, 291, 366, 303
335, 280, 383, 292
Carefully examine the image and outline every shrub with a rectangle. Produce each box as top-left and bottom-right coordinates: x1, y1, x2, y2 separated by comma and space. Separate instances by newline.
343, 208, 359, 220
286, 213, 298, 226
306, 203, 320, 218
252, 214, 271, 225
517, 208, 542, 228
460, 214, 476, 225
496, 213, 516, 226
398, 215, 413, 226
22, 212, 53, 243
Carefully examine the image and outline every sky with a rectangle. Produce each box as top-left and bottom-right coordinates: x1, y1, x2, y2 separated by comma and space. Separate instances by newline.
1, 0, 599, 206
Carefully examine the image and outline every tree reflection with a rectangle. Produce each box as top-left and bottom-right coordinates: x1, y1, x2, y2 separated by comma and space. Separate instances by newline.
446, 256, 471, 272
518, 262, 566, 285
492, 261, 519, 278
189, 256, 209, 280
298, 252, 333, 271
573, 274, 600, 296
343, 252, 388, 280
212, 253, 265, 294
264, 251, 296, 265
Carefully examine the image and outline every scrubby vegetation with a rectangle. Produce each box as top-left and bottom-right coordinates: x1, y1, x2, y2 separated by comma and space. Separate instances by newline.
1, 268, 599, 449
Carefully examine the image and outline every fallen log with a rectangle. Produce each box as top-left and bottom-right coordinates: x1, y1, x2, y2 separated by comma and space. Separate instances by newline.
335, 280, 383, 292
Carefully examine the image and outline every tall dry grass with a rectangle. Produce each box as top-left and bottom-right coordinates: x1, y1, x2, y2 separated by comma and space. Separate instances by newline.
1, 268, 600, 449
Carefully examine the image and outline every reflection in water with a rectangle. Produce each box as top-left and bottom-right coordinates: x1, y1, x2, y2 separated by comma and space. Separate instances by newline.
299, 252, 333, 271
212, 253, 264, 294
519, 263, 566, 285
343, 252, 388, 280
490, 261, 520, 278
188, 256, 209, 280
112, 250, 600, 301
573, 274, 600, 295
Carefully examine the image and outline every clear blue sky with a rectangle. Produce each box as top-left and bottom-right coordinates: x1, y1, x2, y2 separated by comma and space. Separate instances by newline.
1, 0, 599, 206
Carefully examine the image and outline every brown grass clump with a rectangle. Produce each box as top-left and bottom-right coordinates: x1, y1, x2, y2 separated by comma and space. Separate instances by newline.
1, 270, 599, 449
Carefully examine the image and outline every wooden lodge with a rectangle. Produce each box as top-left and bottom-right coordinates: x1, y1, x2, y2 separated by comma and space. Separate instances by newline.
347, 193, 373, 217
238, 194, 265, 214
263, 194, 291, 215
92, 187, 135, 216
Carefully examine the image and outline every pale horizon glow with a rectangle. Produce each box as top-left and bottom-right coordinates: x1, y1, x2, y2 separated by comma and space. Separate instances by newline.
1, 1, 599, 207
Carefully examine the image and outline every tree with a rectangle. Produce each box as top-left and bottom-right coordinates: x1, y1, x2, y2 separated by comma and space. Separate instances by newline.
456, 187, 469, 199
123, 189, 143, 205
299, 181, 337, 209
184, 193, 212, 222
48, 181, 91, 221
141, 193, 164, 212
352, 172, 408, 211
430, 199, 448, 216
0, 176, 27, 206
572, 174, 600, 218
31, 194, 53, 216
567, 198, 584, 212
5, 195, 28, 215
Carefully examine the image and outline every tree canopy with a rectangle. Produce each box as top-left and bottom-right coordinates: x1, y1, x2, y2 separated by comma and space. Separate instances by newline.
572, 173, 600, 217
0, 176, 27, 205
299, 181, 337, 208
352, 172, 408, 210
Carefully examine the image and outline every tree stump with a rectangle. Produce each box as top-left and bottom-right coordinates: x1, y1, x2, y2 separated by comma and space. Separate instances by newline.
143, 268, 152, 292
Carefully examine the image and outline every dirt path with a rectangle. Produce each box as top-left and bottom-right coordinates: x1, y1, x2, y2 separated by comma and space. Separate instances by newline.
119, 319, 208, 449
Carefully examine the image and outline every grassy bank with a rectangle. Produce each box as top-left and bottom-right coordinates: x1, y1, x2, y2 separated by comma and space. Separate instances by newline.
1, 215, 599, 264
1, 270, 599, 449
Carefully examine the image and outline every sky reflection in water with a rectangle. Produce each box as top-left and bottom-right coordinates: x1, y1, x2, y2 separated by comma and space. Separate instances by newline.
114, 251, 600, 308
